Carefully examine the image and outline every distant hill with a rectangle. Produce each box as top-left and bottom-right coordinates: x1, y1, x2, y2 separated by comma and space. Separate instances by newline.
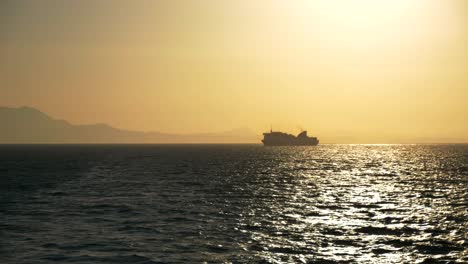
0, 106, 258, 144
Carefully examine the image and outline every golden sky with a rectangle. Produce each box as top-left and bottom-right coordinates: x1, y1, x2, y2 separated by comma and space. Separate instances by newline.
1, 0, 467, 143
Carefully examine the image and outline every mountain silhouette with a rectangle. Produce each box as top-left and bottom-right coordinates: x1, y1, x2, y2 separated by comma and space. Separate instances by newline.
0, 106, 258, 144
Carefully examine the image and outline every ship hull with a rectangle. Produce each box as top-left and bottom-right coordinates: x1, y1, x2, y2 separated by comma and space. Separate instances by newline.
262, 140, 319, 146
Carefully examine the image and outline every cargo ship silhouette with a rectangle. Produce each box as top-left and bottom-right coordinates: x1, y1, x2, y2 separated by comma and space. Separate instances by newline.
262, 129, 319, 146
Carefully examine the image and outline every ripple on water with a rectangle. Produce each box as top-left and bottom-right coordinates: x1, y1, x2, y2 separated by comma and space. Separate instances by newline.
0, 144, 467, 263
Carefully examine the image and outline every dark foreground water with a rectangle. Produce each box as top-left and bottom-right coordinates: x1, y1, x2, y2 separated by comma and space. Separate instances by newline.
0, 144, 467, 263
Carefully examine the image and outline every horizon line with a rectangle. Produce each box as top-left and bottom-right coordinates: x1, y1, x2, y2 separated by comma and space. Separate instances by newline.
1, 143, 467, 146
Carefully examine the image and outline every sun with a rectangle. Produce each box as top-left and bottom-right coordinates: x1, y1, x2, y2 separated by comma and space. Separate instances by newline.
267, 0, 457, 55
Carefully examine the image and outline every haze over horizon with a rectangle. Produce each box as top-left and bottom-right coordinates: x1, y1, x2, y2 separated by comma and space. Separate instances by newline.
1, 0, 467, 143
0, 106, 467, 144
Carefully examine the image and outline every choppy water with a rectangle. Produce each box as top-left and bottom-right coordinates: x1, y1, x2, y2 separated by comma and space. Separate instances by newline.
0, 144, 467, 263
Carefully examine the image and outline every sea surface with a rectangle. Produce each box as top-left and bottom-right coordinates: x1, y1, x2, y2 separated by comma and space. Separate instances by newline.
0, 144, 467, 263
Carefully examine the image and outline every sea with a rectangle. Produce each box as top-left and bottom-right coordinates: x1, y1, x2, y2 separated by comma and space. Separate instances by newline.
0, 144, 466, 263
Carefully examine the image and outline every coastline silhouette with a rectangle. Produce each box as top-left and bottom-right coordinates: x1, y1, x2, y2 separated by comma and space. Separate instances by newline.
0, 106, 257, 144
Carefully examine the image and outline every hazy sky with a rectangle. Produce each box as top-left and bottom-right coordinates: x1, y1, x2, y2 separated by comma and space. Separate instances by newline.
1, 0, 467, 142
